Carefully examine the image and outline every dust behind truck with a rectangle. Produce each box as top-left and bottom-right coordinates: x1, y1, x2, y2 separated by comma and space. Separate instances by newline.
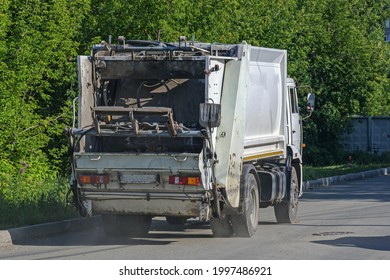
66, 37, 315, 237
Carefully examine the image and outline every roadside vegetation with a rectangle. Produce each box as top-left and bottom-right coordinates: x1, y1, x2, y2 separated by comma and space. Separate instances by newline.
303, 151, 390, 180
0, 177, 78, 230
0, 0, 389, 229
304, 163, 390, 181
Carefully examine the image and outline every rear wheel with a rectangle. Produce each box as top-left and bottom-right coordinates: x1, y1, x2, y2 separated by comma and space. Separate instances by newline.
230, 169, 259, 237
102, 214, 152, 237
274, 167, 299, 223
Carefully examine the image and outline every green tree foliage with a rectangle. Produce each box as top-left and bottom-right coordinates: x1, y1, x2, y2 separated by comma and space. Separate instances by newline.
0, 0, 13, 185
298, 0, 390, 164
79, 0, 300, 50
0, 0, 89, 202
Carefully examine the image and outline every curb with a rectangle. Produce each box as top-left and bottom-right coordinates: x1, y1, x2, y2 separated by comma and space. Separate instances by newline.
1, 167, 389, 245
0, 216, 101, 245
302, 167, 389, 191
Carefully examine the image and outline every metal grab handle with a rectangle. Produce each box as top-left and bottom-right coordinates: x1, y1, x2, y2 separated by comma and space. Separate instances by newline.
173, 156, 187, 162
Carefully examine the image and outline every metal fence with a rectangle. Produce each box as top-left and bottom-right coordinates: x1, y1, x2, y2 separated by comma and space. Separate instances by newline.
340, 116, 390, 154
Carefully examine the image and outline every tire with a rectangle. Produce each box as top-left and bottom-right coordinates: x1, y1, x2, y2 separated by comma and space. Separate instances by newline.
210, 216, 233, 237
274, 167, 299, 223
230, 170, 260, 237
165, 216, 188, 225
102, 214, 152, 237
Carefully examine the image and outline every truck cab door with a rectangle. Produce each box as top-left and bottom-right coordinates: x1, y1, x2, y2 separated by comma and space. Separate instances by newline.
289, 86, 301, 153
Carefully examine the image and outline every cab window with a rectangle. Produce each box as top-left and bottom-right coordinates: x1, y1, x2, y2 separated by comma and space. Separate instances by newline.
289, 87, 299, 114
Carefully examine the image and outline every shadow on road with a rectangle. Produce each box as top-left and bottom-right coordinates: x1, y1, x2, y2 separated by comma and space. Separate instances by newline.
10, 219, 213, 247
312, 235, 390, 251
10, 218, 276, 247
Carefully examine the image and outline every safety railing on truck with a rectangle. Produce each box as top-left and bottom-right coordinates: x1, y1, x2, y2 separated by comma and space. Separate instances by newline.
71, 106, 204, 138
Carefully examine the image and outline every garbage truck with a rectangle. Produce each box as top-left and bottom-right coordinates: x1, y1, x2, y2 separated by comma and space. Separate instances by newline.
66, 37, 315, 237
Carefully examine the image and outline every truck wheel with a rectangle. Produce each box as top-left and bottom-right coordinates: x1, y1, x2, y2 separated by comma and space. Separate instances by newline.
165, 216, 188, 225
102, 214, 152, 237
210, 216, 233, 237
274, 167, 299, 223
230, 171, 259, 237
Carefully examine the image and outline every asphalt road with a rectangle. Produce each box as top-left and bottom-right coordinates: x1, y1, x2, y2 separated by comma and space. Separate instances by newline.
0, 175, 389, 260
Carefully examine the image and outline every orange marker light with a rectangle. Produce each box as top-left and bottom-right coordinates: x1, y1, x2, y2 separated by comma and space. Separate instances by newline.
169, 176, 200, 186
79, 174, 109, 185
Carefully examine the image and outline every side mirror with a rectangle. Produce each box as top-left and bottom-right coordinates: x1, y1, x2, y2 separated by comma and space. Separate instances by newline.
306, 93, 315, 113
199, 103, 221, 128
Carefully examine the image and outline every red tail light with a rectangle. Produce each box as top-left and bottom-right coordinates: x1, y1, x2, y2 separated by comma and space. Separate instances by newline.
169, 176, 200, 186
79, 174, 110, 185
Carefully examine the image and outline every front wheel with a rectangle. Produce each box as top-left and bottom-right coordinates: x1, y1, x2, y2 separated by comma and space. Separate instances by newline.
274, 167, 299, 223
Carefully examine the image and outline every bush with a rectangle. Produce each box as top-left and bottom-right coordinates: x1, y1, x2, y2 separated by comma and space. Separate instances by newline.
303, 143, 346, 166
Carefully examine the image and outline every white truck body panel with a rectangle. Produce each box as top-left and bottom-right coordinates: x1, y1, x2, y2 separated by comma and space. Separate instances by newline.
244, 47, 288, 161
213, 46, 289, 207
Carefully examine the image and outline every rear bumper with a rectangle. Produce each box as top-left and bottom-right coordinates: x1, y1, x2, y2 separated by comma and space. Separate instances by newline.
88, 194, 203, 217
74, 152, 206, 216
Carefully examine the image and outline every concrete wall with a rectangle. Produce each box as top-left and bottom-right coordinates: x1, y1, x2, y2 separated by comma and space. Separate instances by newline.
340, 117, 390, 154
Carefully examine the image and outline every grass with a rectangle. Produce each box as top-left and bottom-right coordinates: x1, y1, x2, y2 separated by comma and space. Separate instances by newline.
0, 177, 79, 230
303, 163, 390, 181
0, 203, 78, 230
